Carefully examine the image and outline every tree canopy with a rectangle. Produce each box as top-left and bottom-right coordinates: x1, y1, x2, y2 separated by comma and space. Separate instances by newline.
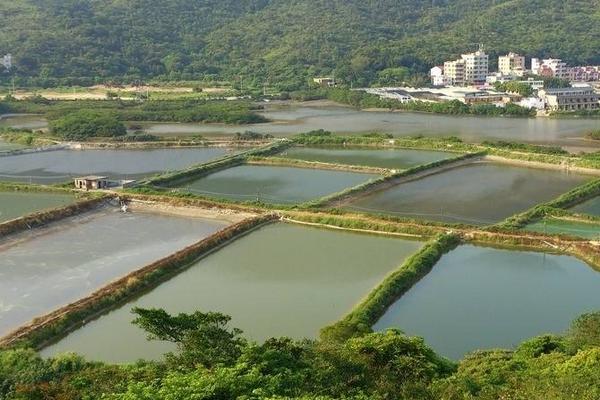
1, 0, 600, 89
49, 109, 126, 139
3, 309, 600, 399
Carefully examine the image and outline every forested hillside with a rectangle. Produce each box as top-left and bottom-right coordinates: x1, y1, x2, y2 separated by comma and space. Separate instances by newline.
1, 0, 599, 88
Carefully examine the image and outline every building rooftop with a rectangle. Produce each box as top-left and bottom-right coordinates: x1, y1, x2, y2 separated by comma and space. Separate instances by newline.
75, 175, 108, 180
542, 86, 594, 94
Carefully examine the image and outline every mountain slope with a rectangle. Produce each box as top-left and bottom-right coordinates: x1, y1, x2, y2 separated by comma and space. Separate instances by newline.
1, 0, 599, 88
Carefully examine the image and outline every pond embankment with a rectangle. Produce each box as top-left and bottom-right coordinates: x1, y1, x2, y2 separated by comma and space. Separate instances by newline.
0, 195, 109, 237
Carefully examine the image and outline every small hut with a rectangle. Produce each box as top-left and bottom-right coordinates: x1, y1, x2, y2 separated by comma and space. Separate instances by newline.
74, 176, 109, 190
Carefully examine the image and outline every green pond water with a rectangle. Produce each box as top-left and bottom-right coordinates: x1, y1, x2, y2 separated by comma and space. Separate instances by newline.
524, 218, 600, 239
278, 147, 457, 169
0, 148, 230, 183
571, 196, 600, 216
346, 162, 590, 225
0, 191, 77, 222
179, 164, 378, 204
41, 223, 423, 363
374, 245, 600, 360
0, 208, 228, 336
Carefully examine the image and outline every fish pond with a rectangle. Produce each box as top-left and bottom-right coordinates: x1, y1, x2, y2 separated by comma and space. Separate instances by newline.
524, 218, 600, 240
277, 147, 457, 169
177, 164, 378, 204
0, 191, 77, 222
0, 147, 230, 183
41, 223, 423, 363
0, 207, 228, 336
345, 162, 590, 225
571, 196, 600, 216
374, 244, 600, 359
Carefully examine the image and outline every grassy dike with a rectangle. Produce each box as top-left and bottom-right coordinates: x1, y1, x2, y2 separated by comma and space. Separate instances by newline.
140, 140, 292, 187
493, 178, 600, 230
0, 195, 110, 237
246, 155, 392, 175
302, 151, 486, 209
321, 233, 461, 342
0, 213, 277, 349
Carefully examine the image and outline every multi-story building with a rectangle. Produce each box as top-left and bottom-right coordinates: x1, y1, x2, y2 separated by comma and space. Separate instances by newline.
498, 52, 526, 76
531, 58, 568, 79
538, 85, 600, 112
443, 59, 466, 86
568, 66, 600, 82
461, 50, 489, 84
430, 66, 452, 86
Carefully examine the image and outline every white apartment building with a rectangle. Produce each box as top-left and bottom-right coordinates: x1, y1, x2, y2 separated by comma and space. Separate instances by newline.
461, 50, 489, 84
531, 58, 568, 79
498, 52, 525, 75
443, 59, 466, 86
430, 66, 452, 86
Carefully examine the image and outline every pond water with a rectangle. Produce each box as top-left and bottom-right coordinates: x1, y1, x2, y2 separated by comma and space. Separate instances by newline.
0, 208, 228, 336
571, 196, 600, 216
524, 218, 600, 239
0, 148, 230, 184
0, 140, 24, 152
0, 191, 77, 222
41, 223, 423, 363
0, 114, 47, 130
143, 103, 600, 150
178, 164, 378, 204
374, 244, 600, 359
345, 162, 590, 225
278, 147, 457, 169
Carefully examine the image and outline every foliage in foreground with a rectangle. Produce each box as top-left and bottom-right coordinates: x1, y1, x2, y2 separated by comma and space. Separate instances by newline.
3, 308, 600, 399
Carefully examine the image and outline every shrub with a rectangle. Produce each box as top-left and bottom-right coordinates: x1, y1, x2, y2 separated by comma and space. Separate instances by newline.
49, 110, 126, 139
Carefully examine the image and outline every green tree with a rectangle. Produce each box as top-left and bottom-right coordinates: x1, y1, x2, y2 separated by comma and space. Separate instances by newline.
49, 109, 126, 139
132, 308, 246, 369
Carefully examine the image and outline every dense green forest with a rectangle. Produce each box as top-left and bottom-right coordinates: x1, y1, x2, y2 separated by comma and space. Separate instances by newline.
1, 0, 599, 89
2, 308, 600, 399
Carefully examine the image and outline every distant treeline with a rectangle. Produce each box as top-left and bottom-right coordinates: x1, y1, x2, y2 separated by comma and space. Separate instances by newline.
0, 98, 268, 125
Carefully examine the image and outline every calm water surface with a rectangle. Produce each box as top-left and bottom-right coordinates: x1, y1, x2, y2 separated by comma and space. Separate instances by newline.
0, 208, 228, 336
374, 245, 600, 359
572, 196, 600, 216
0, 114, 47, 130
346, 162, 590, 225
279, 147, 457, 169
41, 223, 423, 363
0, 148, 229, 183
0, 191, 76, 222
524, 218, 600, 239
0, 140, 24, 151
144, 103, 600, 150
179, 164, 377, 204
4, 105, 599, 149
